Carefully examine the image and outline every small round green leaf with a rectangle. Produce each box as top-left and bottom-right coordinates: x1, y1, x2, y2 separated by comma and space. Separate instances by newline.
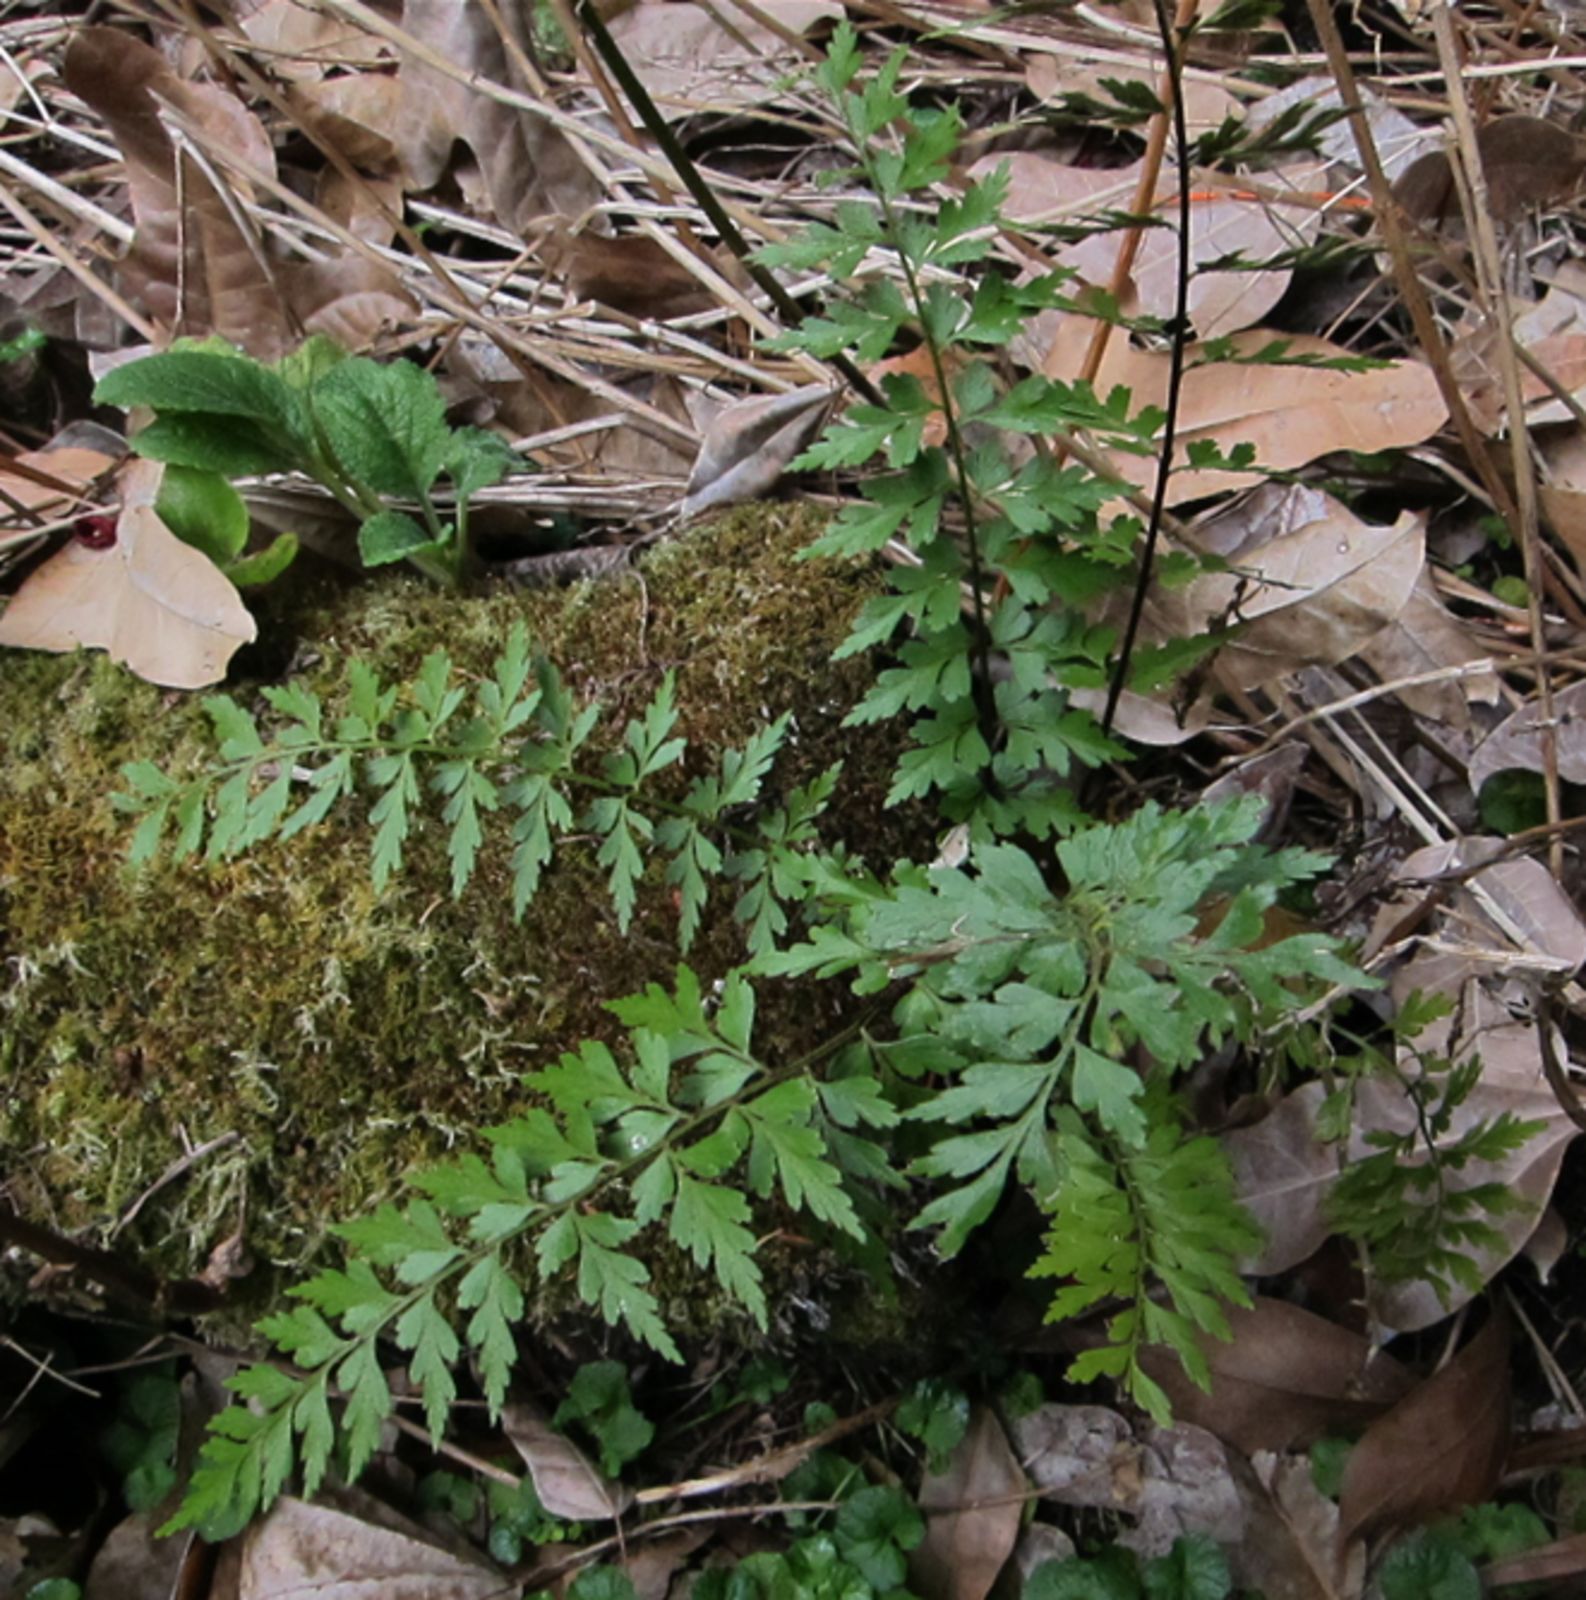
156, 465, 249, 563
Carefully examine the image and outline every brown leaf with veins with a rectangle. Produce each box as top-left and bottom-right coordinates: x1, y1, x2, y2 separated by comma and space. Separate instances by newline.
1338, 1309, 1511, 1548
1151, 484, 1425, 692
64, 27, 292, 358
1137, 1299, 1413, 1456
910, 1407, 1026, 1600
1040, 322, 1447, 503
502, 1402, 632, 1521
240, 1494, 500, 1598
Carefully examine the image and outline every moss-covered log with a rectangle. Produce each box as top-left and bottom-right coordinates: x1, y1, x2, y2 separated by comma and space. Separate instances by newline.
0, 506, 916, 1337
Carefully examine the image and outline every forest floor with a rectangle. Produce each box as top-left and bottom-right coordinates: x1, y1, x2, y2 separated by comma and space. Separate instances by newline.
8, 0, 1586, 1595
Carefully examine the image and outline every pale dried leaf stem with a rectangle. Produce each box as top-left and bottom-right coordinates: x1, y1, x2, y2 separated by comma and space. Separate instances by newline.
1431, 0, 1564, 873
1305, 0, 1520, 527
0, 181, 158, 341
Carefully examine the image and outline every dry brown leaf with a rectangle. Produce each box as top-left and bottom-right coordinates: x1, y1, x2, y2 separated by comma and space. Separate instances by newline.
1, 445, 118, 548
967, 151, 1142, 228
1228, 991, 1579, 1329
1016, 1404, 1356, 1594
976, 142, 1308, 336
605, 0, 842, 115
1041, 322, 1448, 503
1540, 425, 1586, 572
1059, 164, 1327, 339
82, 1511, 194, 1600
1468, 678, 1586, 790
283, 257, 417, 348
238, 1496, 501, 1599
64, 27, 291, 358
1224, 1081, 1336, 1275
314, 168, 406, 249
1235, 1452, 1363, 1600
395, 0, 600, 230
1014, 1404, 1140, 1509
238, 0, 395, 80
681, 384, 832, 518
1365, 955, 1580, 1332
1023, 58, 1239, 137
1337, 1309, 1511, 1548
1354, 568, 1498, 726
621, 1528, 712, 1600
502, 1402, 632, 1521
909, 1407, 1026, 1600
1136, 1299, 1414, 1455
0, 459, 256, 689
1455, 277, 1586, 434
537, 224, 721, 319
290, 74, 404, 171
1393, 115, 1585, 226
1152, 484, 1425, 691
1245, 75, 1435, 183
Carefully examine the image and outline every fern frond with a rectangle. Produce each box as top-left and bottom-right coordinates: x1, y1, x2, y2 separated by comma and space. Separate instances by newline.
164, 967, 895, 1537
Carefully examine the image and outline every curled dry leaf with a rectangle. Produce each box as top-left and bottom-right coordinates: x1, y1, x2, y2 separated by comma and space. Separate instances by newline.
605, 0, 842, 115
681, 384, 833, 518
64, 28, 291, 358
502, 1401, 633, 1521
238, 1495, 501, 1599
909, 1407, 1026, 1600
1041, 321, 1448, 503
0, 458, 257, 689
1337, 1309, 1511, 1549
1468, 677, 1586, 790
1153, 484, 1425, 693
1135, 1298, 1414, 1455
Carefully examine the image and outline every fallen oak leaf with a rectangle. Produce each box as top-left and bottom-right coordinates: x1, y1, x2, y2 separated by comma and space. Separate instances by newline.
0, 459, 256, 689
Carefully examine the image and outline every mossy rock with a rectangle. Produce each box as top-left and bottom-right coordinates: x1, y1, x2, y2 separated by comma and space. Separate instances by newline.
0, 505, 918, 1340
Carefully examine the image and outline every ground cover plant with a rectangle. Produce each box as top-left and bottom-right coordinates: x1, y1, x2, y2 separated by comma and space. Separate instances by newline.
7, 0, 1586, 1596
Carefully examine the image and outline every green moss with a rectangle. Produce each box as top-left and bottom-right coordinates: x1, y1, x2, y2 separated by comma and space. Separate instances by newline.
0, 506, 914, 1334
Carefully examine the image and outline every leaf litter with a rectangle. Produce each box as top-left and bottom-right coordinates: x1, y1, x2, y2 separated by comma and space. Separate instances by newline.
7, 0, 1586, 1594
